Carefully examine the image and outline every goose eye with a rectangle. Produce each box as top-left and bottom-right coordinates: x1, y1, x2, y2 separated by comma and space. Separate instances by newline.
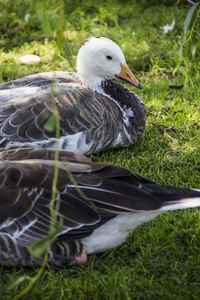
106, 55, 112, 60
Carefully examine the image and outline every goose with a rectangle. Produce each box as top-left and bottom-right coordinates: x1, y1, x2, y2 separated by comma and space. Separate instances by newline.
0, 37, 146, 154
0, 147, 199, 267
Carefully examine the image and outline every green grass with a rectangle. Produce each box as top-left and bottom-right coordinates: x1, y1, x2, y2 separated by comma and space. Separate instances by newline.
0, 0, 200, 299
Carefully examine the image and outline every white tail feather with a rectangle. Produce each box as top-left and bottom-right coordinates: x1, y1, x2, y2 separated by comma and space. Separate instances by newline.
192, 188, 200, 192
160, 197, 200, 212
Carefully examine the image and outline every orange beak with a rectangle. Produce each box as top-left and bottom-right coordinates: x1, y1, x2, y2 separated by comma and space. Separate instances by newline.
116, 63, 142, 89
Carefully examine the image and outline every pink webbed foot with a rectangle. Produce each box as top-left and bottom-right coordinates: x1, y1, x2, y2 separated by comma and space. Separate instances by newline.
74, 252, 87, 264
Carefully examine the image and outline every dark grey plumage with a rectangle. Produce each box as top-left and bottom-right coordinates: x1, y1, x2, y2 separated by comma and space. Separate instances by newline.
0, 148, 199, 267
0, 72, 146, 153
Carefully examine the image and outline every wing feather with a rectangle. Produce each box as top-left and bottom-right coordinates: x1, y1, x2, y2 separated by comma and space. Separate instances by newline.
0, 83, 121, 153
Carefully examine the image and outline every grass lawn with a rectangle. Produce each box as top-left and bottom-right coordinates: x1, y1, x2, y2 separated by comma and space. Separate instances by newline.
0, 0, 200, 299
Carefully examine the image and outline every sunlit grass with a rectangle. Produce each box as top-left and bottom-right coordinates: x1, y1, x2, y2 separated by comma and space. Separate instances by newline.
0, 0, 200, 299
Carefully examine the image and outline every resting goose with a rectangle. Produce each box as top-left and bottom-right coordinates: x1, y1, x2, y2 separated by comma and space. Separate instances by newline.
0, 147, 199, 267
0, 37, 146, 154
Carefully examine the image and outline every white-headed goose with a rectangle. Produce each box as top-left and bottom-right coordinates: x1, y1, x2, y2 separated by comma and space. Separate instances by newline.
0, 148, 199, 267
0, 37, 146, 154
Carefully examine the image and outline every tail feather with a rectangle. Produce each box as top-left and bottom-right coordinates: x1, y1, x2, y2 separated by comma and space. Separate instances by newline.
160, 197, 200, 212
192, 188, 200, 192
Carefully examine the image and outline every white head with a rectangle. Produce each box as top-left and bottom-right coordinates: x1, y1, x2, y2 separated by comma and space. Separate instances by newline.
77, 37, 141, 92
